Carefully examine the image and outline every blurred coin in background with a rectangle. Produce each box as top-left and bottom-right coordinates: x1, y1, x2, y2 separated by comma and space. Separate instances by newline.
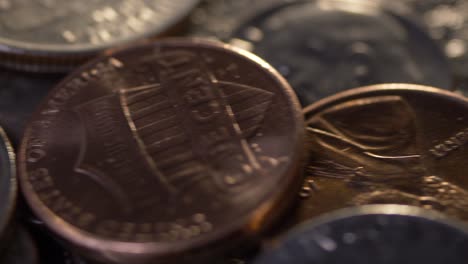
0, 127, 16, 248
187, 0, 285, 39
392, 0, 468, 95
0, 0, 200, 72
18, 38, 305, 264
254, 205, 468, 264
300, 84, 468, 223
230, 0, 451, 106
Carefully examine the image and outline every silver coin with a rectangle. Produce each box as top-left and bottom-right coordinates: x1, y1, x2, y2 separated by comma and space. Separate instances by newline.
388, 0, 468, 95
254, 205, 468, 264
0, 0, 200, 71
0, 127, 15, 245
230, 0, 452, 106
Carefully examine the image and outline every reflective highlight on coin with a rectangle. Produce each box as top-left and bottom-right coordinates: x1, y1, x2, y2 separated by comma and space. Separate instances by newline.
231, 0, 451, 105
0, 127, 16, 244
300, 84, 468, 222
19, 38, 304, 263
0, 0, 200, 71
254, 205, 468, 264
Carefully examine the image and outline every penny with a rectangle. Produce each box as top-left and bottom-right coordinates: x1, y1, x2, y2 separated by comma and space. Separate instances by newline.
230, 0, 451, 106
0, 0, 200, 72
0, 127, 16, 246
1, 227, 38, 264
300, 84, 468, 223
18, 38, 305, 264
254, 205, 468, 264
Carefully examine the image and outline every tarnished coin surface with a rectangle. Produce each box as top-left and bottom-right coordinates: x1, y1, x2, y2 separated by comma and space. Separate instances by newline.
18, 38, 305, 264
0, 0, 200, 72
1, 227, 38, 264
230, 0, 451, 106
299, 84, 468, 223
255, 205, 468, 264
0, 127, 16, 245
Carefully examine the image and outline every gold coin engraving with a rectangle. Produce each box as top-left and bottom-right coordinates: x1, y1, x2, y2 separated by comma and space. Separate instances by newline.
307, 95, 468, 218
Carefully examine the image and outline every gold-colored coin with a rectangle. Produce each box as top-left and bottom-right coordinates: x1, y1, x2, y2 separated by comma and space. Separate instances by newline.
299, 84, 468, 223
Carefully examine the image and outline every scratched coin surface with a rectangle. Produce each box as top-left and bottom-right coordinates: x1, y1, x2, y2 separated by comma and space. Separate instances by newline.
0, 0, 199, 71
300, 84, 468, 223
230, 0, 451, 106
0, 127, 16, 245
255, 205, 468, 264
18, 38, 304, 263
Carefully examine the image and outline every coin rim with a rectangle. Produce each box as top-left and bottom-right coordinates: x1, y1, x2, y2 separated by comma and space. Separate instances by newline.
0, 127, 17, 243
261, 204, 468, 259
18, 37, 305, 260
0, 0, 200, 54
303, 83, 468, 118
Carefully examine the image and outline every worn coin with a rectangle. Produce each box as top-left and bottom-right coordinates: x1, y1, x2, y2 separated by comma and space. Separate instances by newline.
255, 205, 468, 264
300, 84, 468, 223
230, 0, 451, 106
0, 0, 200, 72
18, 38, 305, 264
0, 127, 16, 246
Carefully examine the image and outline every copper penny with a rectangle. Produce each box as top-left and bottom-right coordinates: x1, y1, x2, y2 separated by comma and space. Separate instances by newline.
18, 38, 304, 264
299, 84, 468, 224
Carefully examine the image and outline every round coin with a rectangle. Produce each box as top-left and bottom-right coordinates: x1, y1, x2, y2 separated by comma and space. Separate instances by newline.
300, 84, 468, 223
254, 205, 468, 264
0, 0, 200, 72
230, 0, 451, 106
18, 38, 305, 264
0, 127, 16, 245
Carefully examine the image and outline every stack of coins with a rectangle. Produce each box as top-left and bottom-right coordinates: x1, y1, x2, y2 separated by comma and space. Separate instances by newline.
0, 0, 467, 263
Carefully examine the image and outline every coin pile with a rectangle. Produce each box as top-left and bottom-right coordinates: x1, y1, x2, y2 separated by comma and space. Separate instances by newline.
0, 0, 468, 264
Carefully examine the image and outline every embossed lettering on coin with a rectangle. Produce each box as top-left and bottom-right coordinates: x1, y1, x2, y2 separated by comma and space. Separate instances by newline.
301, 84, 468, 222
18, 39, 304, 263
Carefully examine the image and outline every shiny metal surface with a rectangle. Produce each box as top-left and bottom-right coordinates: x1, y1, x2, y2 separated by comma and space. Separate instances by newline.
300, 84, 468, 223
389, 0, 468, 94
0, 0, 200, 71
230, 0, 451, 106
0, 127, 16, 245
254, 205, 468, 264
18, 38, 305, 264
